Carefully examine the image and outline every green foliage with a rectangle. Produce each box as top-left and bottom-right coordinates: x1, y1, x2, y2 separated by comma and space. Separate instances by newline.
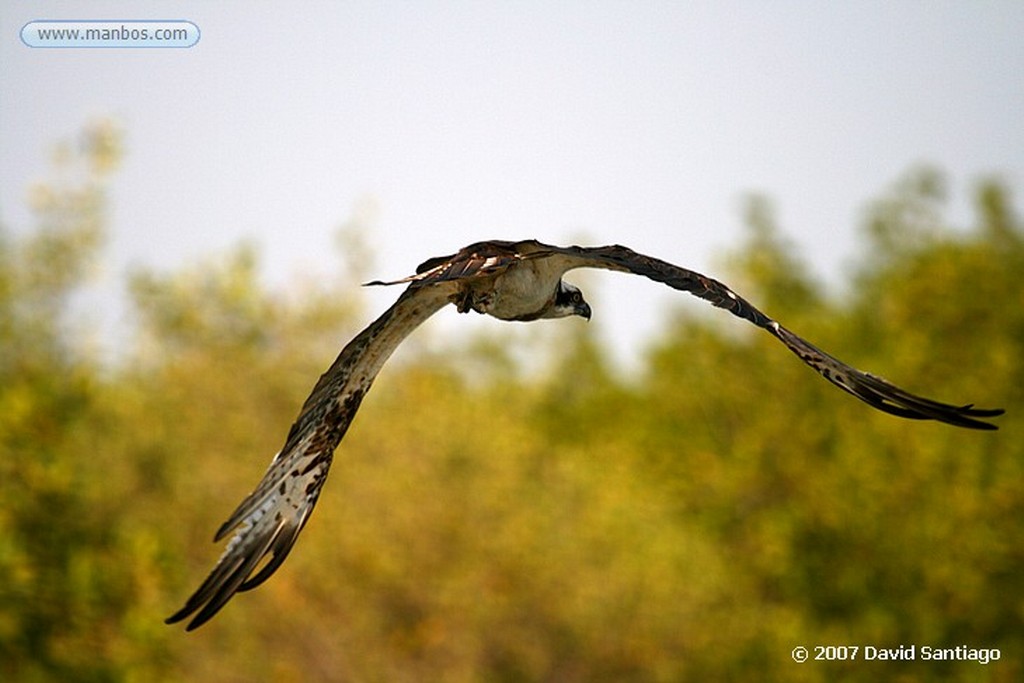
0, 121, 171, 682
2, 130, 1021, 682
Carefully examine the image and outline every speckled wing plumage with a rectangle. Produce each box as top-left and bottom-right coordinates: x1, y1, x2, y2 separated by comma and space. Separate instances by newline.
166, 283, 456, 630
365, 239, 552, 287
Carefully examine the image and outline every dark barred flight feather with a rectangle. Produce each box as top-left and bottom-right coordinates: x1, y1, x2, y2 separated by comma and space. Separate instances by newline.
167, 239, 1002, 630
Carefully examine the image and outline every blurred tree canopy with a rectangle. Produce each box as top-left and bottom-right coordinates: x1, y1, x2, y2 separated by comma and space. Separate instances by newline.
1, 126, 1020, 682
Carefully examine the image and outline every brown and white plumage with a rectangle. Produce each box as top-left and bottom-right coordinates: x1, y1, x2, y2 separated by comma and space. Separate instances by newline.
166, 239, 1002, 630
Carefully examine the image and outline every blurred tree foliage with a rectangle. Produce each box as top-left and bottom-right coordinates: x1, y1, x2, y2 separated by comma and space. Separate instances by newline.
1, 127, 1020, 682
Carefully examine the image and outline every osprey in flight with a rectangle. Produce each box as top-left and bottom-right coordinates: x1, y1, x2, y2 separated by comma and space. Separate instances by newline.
166, 239, 1002, 630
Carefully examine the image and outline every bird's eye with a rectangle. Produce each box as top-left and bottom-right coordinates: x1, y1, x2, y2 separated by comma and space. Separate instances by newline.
572, 292, 581, 303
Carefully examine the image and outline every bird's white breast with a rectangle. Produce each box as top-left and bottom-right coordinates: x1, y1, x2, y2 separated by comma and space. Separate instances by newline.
482, 258, 564, 320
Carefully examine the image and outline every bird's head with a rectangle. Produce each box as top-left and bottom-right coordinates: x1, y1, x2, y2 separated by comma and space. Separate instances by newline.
547, 281, 591, 320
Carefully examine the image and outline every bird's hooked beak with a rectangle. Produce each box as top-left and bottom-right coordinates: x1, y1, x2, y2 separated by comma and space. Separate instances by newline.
576, 301, 592, 321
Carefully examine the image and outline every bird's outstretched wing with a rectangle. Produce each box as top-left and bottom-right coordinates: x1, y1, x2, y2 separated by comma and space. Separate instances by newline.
540, 242, 1003, 430
166, 283, 455, 630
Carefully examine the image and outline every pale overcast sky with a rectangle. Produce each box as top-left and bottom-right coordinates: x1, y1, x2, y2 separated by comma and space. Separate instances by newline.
3, 2, 1022, 367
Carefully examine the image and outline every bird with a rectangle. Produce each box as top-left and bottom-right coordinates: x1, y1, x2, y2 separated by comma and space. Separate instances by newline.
166, 239, 1003, 630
